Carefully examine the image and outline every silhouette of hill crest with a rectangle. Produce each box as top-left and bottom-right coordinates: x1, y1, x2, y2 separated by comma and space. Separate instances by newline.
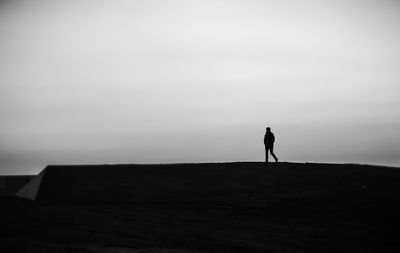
16, 162, 400, 203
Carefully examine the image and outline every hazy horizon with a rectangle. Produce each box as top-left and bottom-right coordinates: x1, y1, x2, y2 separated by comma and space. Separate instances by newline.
1, 0, 400, 175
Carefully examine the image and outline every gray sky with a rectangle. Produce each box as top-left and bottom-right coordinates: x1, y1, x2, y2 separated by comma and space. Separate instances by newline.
1, 0, 400, 174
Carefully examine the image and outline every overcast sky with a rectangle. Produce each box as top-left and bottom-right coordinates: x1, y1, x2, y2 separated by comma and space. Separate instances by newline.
1, 0, 400, 174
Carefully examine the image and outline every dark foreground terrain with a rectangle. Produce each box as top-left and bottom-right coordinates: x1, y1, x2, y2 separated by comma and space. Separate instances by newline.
1, 162, 400, 252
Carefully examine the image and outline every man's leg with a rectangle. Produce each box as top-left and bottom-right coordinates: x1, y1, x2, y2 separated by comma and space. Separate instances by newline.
270, 145, 278, 163
265, 145, 269, 162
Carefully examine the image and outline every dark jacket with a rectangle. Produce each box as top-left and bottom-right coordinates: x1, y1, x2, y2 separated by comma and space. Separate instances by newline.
264, 132, 275, 146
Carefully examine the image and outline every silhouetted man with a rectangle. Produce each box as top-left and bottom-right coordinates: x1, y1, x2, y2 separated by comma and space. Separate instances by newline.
264, 127, 278, 163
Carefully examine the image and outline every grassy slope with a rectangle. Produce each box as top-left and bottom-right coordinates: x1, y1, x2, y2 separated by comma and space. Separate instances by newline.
1, 162, 400, 252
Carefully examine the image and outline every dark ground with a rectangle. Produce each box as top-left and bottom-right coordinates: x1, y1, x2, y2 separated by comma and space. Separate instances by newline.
0, 175, 33, 196
1, 162, 400, 252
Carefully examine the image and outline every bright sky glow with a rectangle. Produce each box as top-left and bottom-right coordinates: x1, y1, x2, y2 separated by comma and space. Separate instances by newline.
1, 0, 400, 174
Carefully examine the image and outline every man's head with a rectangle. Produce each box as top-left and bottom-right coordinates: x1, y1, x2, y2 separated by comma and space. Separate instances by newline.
266, 127, 271, 132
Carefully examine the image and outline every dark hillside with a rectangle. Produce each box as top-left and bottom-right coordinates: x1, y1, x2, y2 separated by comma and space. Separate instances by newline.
34, 162, 400, 203
2, 162, 400, 252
